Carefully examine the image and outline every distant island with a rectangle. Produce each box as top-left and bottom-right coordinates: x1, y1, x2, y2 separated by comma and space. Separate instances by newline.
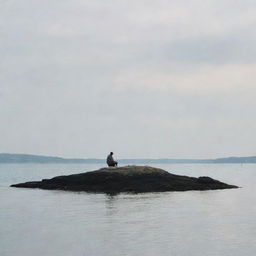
1, 153, 256, 164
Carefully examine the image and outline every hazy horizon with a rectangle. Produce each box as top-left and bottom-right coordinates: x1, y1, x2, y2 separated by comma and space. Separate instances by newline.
1, 152, 256, 160
1, 0, 256, 159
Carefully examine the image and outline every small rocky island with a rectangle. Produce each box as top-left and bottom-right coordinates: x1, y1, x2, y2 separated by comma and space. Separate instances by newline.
11, 166, 238, 193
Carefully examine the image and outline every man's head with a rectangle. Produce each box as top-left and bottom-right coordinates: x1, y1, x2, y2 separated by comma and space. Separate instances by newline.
110, 152, 113, 155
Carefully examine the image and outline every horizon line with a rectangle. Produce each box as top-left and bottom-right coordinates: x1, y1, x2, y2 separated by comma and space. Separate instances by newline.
1, 152, 256, 160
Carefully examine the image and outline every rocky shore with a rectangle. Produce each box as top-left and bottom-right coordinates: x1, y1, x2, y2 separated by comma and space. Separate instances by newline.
11, 165, 238, 193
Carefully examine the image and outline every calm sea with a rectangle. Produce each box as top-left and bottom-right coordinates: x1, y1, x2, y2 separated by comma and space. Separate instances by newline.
1, 163, 256, 256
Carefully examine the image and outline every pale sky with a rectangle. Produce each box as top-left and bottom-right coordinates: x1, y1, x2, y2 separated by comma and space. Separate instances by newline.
1, 0, 256, 158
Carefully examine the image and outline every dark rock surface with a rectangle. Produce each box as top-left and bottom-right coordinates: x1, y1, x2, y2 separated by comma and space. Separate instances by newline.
11, 165, 238, 193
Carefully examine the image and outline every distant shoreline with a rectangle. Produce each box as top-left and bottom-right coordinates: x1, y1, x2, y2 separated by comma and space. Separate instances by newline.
1, 153, 256, 164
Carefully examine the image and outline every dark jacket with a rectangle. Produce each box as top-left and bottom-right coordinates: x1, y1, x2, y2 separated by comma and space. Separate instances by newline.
107, 154, 115, 166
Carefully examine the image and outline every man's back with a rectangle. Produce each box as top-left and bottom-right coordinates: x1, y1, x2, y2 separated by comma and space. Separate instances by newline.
106, 152, 118, 167
107, 154, 114, 165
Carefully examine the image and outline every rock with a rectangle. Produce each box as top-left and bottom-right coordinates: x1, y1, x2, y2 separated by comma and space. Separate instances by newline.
10, 165, 238, 194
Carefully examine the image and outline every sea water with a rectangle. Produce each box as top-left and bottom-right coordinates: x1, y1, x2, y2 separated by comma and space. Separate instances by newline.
1, 163, 256, 256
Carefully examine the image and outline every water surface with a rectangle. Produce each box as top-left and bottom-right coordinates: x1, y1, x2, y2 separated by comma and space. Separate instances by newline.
1, 163, 255, 256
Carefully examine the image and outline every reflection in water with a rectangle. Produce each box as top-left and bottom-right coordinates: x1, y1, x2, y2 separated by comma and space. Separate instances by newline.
105, 194, 119, 216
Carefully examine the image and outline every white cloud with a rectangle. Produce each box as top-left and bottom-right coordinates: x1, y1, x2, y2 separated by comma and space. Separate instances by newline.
113, 64, 256, 94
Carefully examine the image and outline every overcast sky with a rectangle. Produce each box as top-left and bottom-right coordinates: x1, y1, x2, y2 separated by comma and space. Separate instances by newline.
0, 0, 256, 159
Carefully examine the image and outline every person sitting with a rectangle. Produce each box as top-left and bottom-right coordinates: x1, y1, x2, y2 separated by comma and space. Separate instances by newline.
106, 152, 118, 167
